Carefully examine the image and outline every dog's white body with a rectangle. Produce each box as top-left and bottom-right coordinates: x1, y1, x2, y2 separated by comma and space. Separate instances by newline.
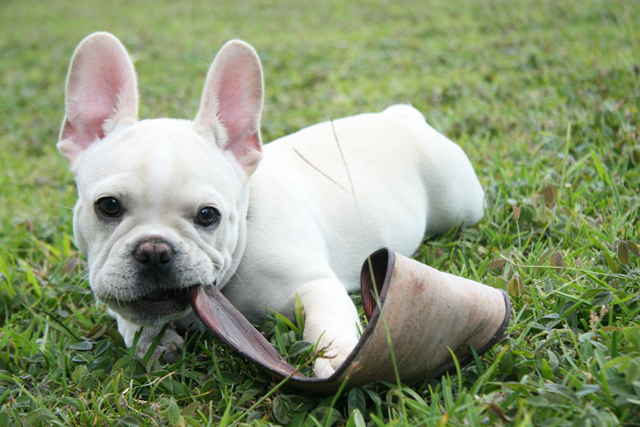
59, 33, 484, 377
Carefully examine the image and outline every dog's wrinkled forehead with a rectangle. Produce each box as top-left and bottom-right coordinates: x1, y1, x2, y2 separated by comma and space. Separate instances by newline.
77, 118, 243, 205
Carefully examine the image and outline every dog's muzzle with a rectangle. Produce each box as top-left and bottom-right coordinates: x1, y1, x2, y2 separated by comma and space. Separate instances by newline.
131, 237, 181, 292
107, 237, 198, 322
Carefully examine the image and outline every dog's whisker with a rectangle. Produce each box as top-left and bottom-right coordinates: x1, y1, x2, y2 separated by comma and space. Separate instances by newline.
50, 202, 75, 211
69, 271, 91, 296
228, 268, 247, 289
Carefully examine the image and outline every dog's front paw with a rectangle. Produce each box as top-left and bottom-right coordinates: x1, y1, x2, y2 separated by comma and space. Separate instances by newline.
313, 355, 344, 378
117, 315, 185, 365
135, 327, 184, 364
313, 345, 352, 378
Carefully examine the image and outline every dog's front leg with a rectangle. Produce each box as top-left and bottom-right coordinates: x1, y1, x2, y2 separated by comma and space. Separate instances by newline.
296, 279, 360, 378
115, 314, 183, 363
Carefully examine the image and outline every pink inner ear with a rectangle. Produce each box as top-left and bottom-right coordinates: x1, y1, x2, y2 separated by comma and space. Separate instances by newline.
216, 74, 257, 137
78, 62, 132, 143
228, 131, 261, 166
215, 69, 262, 167
62, 97, 115, 149
194, 40, 264, 175
82, 104, 111, 140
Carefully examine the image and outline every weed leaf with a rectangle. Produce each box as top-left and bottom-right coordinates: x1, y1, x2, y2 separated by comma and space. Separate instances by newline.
167, 399, 181, 426
273, 395, 294, 424
617, 241, 629, 264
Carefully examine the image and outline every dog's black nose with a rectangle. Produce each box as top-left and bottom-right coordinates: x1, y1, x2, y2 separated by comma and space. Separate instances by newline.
134, 240, 173, 265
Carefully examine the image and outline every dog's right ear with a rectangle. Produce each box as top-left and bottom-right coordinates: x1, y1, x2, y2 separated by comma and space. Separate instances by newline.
194, 40, 264, 178
58, 32, 138, 169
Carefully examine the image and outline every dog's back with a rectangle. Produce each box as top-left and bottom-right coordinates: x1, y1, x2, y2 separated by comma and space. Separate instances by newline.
226, 105, 484, 315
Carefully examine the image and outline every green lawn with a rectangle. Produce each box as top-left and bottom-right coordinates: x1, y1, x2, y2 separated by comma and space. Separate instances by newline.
1, 0, 639, 425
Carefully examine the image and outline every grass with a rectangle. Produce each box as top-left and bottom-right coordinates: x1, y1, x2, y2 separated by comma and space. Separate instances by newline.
1, 0, 639, 425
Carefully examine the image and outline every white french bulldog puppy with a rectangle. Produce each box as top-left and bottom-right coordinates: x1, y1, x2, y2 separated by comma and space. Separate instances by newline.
58, 32, 485, 378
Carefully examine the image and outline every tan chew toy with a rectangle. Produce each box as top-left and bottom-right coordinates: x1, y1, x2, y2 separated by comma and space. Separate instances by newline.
190, 247, 511, 393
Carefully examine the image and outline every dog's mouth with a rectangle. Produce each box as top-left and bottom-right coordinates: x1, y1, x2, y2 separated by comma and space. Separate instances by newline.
110, 285, 201, 317
103, 282, 218, 324
140, 287, 193, 303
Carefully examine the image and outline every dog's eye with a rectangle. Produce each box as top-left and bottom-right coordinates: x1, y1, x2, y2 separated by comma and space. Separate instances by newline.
97, 197, 122, 217
197, 207, 220, 226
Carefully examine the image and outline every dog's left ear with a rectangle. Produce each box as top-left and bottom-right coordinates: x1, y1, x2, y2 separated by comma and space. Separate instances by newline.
194, 40, 264, 177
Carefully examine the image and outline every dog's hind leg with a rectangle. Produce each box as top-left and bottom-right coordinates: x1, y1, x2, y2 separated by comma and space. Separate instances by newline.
383, 106, 485, 235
